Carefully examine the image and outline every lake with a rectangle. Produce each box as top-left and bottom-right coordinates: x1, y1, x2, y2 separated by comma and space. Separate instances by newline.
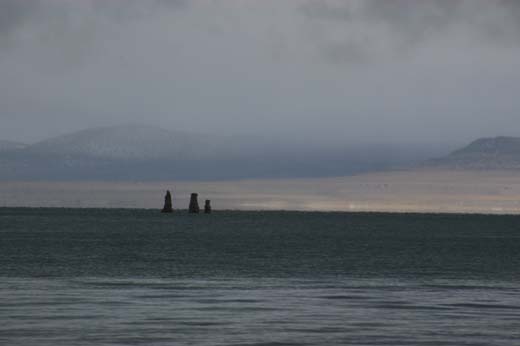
1, 208, 519, 345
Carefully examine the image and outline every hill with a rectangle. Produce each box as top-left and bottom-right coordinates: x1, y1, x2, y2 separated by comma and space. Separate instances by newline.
23, 125, 236, 160
426, 136, 520, 170
0, 125, 444, 181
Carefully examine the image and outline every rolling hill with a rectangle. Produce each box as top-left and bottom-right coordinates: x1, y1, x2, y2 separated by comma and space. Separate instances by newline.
0, 125, 446, 181
426, 136, 520, 170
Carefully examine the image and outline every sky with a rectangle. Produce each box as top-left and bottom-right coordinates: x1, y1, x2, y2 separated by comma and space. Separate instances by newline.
1, 0, 520, 144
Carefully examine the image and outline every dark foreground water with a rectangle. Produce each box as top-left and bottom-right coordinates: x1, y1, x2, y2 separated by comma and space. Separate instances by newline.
1, 208, 520, 345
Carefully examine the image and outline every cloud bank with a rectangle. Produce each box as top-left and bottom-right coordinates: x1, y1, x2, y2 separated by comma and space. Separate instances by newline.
1, 0, 519, 145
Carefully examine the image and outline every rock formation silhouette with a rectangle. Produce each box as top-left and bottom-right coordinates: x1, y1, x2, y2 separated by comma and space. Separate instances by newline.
161, 190, 173, 213
189, 193, 200, 213
204, 200, 211, 214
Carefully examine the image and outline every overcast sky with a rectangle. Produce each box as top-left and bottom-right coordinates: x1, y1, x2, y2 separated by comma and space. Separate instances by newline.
1, 0, 520, 144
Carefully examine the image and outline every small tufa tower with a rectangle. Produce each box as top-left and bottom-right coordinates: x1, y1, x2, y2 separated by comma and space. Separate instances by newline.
161, 190, 173, 213
188, 193, 200, 213
204, 200, 211, 214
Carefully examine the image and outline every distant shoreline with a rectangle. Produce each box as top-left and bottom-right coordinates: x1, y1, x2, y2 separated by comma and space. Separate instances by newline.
2, 206, 520, 218
2, 170, 520, 214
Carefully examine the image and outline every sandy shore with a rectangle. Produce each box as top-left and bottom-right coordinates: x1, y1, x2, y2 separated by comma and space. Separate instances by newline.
2, 170, 520, 214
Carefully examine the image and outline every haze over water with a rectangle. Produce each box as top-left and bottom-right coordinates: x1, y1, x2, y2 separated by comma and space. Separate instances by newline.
1, 208, 520, 345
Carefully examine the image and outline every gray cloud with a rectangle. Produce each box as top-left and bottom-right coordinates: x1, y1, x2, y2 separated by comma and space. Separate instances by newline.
0, 0, 186, 41
301, 0, 520, 63
0, 0, 188, 67
0, 0, 40, 37
0, 0, 520, 146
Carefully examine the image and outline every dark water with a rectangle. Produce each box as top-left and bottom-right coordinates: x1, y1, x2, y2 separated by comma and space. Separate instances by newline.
1, 208, 520, 345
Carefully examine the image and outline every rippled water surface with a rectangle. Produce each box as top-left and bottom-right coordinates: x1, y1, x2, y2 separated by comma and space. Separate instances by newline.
1, 208, 520, 345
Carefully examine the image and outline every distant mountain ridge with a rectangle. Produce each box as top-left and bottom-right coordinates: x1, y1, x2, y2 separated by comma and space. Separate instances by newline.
21, 125, 285, 160
24, 125, 211, 160
426, 136, 520, 170
0, 124, 447, 181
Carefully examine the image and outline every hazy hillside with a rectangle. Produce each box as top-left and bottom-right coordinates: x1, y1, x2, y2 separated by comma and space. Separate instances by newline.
0, 140, 26, 152
21, 125, 300, 160
426, 137, 520, 170
23, 125, 241, 160
25, 125, 195, 159
0, 125, 448, 181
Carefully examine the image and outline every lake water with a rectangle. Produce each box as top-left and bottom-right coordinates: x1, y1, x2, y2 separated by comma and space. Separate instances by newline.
1, 208, 520, 345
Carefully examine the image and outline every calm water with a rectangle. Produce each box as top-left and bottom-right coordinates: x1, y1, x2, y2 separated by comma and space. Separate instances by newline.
1, 208, 520, 345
